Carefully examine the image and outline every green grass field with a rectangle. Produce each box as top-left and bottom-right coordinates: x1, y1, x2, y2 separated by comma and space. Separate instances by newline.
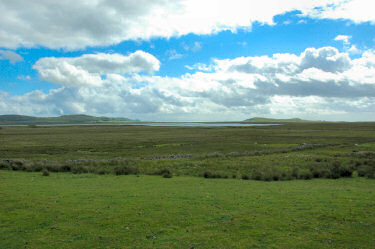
1, 122, 375, 248
1, 171, 375, 248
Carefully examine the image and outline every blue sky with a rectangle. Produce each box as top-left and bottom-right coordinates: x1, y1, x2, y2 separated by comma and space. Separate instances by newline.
0, 0, 375, 121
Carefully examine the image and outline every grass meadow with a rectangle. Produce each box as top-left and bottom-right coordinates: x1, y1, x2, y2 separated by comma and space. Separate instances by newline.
1, 171, 375, 248
1, 122, 375, 248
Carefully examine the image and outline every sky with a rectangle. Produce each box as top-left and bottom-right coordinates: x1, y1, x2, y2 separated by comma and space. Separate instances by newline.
0, 0, 375, 121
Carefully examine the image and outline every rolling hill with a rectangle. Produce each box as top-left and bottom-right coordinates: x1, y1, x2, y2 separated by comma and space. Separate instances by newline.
0, 114, 138, 125
244, 117, 312, 122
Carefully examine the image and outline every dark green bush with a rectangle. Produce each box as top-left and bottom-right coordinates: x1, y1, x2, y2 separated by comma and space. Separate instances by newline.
241, 174, 250, 180
29, 163, 43, 172
0, 161, 11, 170
114, 165, 139, 175
42, 169, 50, 176
299, 170, 313, 180
251, 170, 263, 180
72, 165, 89, 174
328, 161, 341, 179
162, 171, 173, 178
357, 165, 375, 178
338, 164, 353, 177
291, 168, 299, 179
203, 171, 224, 179
203, 171, 213, 178
309, 165, 331, 178
60, 165, 72, 172
96, 168, 110, 175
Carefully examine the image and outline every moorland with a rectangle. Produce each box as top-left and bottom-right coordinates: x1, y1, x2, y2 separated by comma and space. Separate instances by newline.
1, 121, 375, 248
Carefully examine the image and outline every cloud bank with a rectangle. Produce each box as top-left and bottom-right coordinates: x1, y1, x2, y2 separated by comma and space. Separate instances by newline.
1, 47, 374, 121
0, 0, 372, 50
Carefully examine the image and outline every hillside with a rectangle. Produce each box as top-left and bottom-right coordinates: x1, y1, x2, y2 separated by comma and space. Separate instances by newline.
244, 117, 311, 122
0, 114, 138, 125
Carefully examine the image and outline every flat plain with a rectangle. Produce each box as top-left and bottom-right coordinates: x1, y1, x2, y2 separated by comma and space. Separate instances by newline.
1, 122, 375, 248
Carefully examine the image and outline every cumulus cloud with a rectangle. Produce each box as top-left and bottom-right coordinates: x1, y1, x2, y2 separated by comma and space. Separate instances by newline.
32, 51, 160, 87
2, 47, 375, 121
1, 0, 370, 50
0, 50, 23, 64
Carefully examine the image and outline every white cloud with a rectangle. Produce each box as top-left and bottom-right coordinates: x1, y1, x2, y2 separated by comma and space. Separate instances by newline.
181, 41, 203, 52
1, 0, 371, 50
306, 0, 375, 24
17, 75, 31, 80
0, 50, 23, 64
348, 45, 361, 55
165, 49, 183, 60
185, 63, 214, 71
2, 47, 375, 121
32, 51, 160, 87
334, 35, 351, 45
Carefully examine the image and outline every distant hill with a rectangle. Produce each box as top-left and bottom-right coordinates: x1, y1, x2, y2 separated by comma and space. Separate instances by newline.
244, 117, 311, 123
0, 114, 139, 125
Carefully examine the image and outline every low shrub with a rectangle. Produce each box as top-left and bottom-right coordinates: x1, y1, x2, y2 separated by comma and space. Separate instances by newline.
309, 165, 331, 178
291, 168, 299, 179
0, 161, 11, 170
72, 165, 89, 174
357, 165, 375, 178
114, 165, 139, 175
206, 152, 223, 158
60, 164, 72, 172
46, 164, 63, 173
338, 164, 353, 177
29, 163, 43, 172
251, 170, 263, 181
203, 171, 224, 179
162, 171, 173, 178
298, 169, 312, 180
241, 174, 250, 180
42, 169, 50, 176
96, 168, 110, 175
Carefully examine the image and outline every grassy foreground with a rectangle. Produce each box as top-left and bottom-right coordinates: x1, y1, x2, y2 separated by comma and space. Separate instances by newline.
1, 171, 375, 248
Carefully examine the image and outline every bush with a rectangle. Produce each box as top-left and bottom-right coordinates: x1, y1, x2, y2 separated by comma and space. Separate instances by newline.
203, 171, 223, 179
60, 164, 72, 172
328, 161, 341, 179
96, 168, 110, 175
46, 164, 63, 173
154, 168, 171, 175
272, 173, 280, 181
241, 174, 250, 180
162, 171, 173, 178
357, 165, 375, 178
203, 171, 212, 178
114, 165, 139, 175
29, 163, 43, 172
298, 170, 312, 180
42, 169, 50, 176
309, 165, 331, 178
72, 165, 89, 174
291, 168, 299, 179
206, 152, 223, 158
338, 165, 353, 177
0, 161, 11, 170
252, 170, 263, 181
